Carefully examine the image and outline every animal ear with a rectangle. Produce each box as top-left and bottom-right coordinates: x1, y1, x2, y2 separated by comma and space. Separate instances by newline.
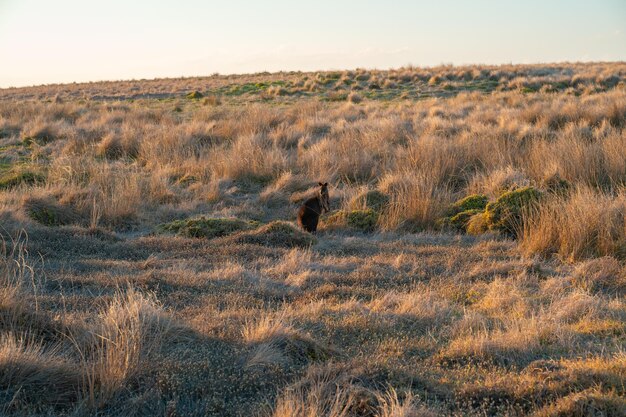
318, 182, 324, 186
323, 182, 328, 186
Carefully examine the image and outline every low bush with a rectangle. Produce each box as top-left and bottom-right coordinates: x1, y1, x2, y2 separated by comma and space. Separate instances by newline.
485, 187, 542, 237
466, 212, 490, 235
156, 216, 258, 239
437, 194, 488, 232
224, 221, 316, 248
447, 194, 489, 215
347, 209, 378, 231
439, 209, 483, 232
325, 209, 379, 232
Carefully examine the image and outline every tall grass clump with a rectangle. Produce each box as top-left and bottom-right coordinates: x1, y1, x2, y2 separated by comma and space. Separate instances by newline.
521, 187, 626, 261
0, 335, 82, 412
379, 172, 454, 231
79, 288, 176, 408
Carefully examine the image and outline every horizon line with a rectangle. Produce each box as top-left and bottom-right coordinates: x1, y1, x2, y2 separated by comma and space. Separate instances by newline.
2, 59, 625, 90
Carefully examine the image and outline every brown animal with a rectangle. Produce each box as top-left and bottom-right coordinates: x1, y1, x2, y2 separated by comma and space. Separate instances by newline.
297, 182, 330, 233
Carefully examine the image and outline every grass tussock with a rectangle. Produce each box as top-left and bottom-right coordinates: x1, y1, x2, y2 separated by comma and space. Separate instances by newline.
272, 366, 437, 417
79, 288, 177, 407
22, 195, 78, 226
244, 314, 332, 367
521, 187, 626, 261
0, 335, 82, 411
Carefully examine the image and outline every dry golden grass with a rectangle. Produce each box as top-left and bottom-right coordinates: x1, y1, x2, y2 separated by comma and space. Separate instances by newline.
79, 288, 177, 408
0, 62, 625, 416
521, 187, 626, 261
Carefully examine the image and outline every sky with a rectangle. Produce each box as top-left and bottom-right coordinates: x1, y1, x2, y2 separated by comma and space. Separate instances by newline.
0, 0, 625, 88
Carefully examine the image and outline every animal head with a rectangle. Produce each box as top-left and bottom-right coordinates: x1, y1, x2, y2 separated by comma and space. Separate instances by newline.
318, 182, 330, 212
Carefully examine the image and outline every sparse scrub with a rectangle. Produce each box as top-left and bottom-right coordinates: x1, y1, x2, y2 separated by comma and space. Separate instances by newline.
0, 62, 625, 416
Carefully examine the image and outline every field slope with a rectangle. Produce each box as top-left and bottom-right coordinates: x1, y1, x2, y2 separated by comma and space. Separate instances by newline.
0, 63, 625, 416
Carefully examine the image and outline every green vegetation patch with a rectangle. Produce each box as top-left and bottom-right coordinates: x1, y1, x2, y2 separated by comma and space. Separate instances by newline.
325, 209, 379, 232
156, 216, 258, 239
485, 186, 543, 237
447, 194, 488, 216
225, 81, 287, 96
438, 194, 489, 233
438, 209, 483, 232
466, 212, 490, 235
225, 221, 316, 248
0, 169, 45, 190
23, 196, 77, 226
346, 209, 378, 232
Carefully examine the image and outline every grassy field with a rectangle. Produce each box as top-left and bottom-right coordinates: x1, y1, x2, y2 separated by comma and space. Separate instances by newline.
0, 62, 625, 416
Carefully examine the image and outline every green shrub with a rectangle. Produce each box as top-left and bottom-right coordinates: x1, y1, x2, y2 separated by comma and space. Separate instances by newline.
156, 217, 258, 239
348, 190, 390, 212
323, 211, 346, 229
0, 170, 45, 190
346, 209, 378, 232
323, 209, 379, 232
447, 194, 488, 216
437, 194, 489, 233
485, 186, 543, 237
466, 212, 490, 235
439, 209, 483, 232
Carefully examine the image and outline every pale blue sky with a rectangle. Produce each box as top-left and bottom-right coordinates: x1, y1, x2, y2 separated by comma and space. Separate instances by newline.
1, 0, 625, 87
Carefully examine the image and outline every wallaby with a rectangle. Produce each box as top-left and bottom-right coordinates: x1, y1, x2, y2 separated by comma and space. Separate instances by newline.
297, 182, 330, 233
